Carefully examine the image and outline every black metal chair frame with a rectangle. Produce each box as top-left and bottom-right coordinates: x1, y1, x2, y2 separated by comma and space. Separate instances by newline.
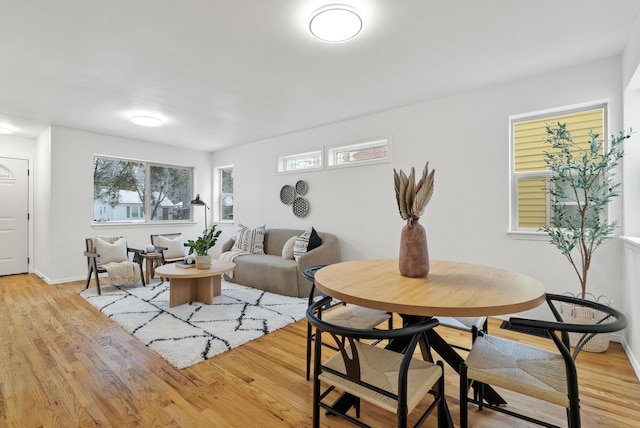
84, 237, 145, 295
436, 316, 487, 353
303, 265, 393, 381
308, 297, 448, 428
460, 293, 628, 428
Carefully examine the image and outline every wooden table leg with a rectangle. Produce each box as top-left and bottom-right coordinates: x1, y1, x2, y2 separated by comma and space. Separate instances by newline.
169, 275, 222, 308
145, 258, 153, 284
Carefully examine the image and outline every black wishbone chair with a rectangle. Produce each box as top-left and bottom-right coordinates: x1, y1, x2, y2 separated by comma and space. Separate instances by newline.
303, 265, 393, 381
460, 293, 628, 428
308, 296, 449, 428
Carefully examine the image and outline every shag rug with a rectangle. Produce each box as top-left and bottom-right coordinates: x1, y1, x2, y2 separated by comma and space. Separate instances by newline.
78, 280, 308, 369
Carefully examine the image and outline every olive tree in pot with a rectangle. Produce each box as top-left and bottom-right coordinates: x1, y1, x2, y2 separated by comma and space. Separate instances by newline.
187, 225, 222, 269
542, 122, 628, 351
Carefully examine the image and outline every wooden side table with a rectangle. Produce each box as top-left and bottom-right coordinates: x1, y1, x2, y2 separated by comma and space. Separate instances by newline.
139, 252, 164, 284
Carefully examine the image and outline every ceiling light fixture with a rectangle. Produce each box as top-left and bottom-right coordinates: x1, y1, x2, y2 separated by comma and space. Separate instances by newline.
130, 115, 164, 127
309, 5, 362, 42
0, 126, 13, 134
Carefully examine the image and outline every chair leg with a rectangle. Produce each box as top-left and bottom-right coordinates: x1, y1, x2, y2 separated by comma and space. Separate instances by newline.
568, 395, 581, 428
460, 362, 469, 428
139, 263, 146, 287
306, 322, 313, 380
436, 361, 450, 428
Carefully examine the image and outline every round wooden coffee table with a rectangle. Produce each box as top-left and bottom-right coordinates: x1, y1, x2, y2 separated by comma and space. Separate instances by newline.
155, 261, 235, 307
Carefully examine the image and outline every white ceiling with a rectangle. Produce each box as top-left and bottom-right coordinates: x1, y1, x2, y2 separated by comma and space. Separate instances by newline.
1, 0, 639, 152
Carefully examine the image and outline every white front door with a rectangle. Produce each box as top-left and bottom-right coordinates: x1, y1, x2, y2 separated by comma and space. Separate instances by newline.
0, 157, 29, 275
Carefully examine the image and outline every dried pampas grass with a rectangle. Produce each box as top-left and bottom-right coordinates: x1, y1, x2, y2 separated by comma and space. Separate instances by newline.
393, 162, 434, 220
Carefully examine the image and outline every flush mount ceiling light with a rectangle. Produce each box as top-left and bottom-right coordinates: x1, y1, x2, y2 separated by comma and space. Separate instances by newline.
309, 5, 362, 42
130, 115, 163, 127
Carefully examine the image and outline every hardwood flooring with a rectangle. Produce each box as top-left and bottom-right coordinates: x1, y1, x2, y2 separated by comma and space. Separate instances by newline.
1, 273, 639, 427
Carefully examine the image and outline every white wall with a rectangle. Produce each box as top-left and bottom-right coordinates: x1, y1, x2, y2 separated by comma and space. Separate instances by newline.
33, 126, 213, 284
212, 57, 625, 322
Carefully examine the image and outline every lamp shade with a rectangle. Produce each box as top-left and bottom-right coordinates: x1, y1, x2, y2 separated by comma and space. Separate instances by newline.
190, 194, 207, 206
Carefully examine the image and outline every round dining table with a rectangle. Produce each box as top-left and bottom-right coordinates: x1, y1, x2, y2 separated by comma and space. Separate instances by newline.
314, 259, 547, 317
313, 258, 547, 409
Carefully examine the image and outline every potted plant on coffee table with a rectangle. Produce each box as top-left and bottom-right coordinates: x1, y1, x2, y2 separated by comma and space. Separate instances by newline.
187, 225, 222, 269
541, 122, 628, 351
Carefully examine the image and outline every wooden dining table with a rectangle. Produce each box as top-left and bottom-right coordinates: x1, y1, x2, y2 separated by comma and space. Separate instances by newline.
313, 258, 547, 414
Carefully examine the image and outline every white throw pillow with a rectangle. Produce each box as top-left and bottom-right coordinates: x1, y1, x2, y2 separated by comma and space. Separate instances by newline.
232, 224, 265, 254
93, 237, 128, 265
155, 235, 185, 259
282, 236, 297, 259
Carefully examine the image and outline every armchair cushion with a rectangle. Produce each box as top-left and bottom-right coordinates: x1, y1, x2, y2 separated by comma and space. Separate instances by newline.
93, 236, 128, 265
154, 234, 185, 259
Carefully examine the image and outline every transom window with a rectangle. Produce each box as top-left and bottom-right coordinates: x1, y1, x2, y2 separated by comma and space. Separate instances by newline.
277, 150, 323, 173
93, 156, 193, 223
327, 138, 389, 168
510, 104, 606, 232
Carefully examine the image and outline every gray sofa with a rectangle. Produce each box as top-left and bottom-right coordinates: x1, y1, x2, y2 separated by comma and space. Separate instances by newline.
220, 228, 341, 297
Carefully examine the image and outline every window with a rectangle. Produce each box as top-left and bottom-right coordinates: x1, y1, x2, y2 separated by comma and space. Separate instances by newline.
326, 138, 390, 168
93, 156, 193, 223
214, 165, 234, 221
277, 150, 323, 173
510, 104, 606, 232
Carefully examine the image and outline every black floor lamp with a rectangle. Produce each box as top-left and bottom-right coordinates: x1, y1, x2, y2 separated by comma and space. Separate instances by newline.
190, 194, 210, 232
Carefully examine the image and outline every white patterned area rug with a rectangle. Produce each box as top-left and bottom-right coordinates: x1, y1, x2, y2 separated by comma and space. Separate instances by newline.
78, 280, 308, 369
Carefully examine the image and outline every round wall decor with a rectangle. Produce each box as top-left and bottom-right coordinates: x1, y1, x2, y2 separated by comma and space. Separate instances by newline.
292, 197, 309, 217
295, 180, 308, 195
280, 185, 295, 205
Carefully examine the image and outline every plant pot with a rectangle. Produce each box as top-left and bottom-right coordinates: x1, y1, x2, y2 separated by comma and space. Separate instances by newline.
560, 294, 611, 353
398, 217, 429, 278
195, 255, 212, 270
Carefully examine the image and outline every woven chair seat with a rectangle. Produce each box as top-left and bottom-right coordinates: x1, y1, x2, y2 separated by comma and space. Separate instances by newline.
436, 316, 485, 332
320, 341, 442, 414
322, 304, 391, 329
466, 335, 568, 406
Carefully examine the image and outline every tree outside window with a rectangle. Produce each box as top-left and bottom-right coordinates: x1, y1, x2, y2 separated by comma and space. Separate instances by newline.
93, 156, 192, 223
219, 167, 233, 221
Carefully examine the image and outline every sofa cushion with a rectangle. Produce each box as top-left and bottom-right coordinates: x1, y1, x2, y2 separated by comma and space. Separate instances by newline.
232, 224, 265, 254
293, 226, 323, 261
154, 235, 185, 259
229, 254, 299, 297
282, 236, 296, 259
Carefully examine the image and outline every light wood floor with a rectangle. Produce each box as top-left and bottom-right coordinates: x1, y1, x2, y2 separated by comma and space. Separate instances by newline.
1, 273, 639, 427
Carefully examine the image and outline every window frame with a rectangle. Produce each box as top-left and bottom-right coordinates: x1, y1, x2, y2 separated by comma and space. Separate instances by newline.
92, 155, 194, 225
325, 137, 391, 169
213, 165, 234, 223
276, 150, 323, 174
509, 101, 608, 235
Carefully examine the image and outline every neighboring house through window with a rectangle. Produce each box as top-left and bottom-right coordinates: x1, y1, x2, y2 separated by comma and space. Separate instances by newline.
510, 103, 606, 232
93, 156, 193, 223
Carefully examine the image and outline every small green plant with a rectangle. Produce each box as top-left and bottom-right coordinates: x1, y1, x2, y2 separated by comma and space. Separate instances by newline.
542, 123, 628, 299
187, 225, 222, 256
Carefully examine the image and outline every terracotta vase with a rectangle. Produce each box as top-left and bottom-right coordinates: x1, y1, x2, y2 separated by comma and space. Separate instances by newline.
398, 217, 429, 278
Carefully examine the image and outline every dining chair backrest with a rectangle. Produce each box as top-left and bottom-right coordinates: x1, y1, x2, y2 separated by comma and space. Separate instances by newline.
307, 296, 448, 428
460, 293, 628, 428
